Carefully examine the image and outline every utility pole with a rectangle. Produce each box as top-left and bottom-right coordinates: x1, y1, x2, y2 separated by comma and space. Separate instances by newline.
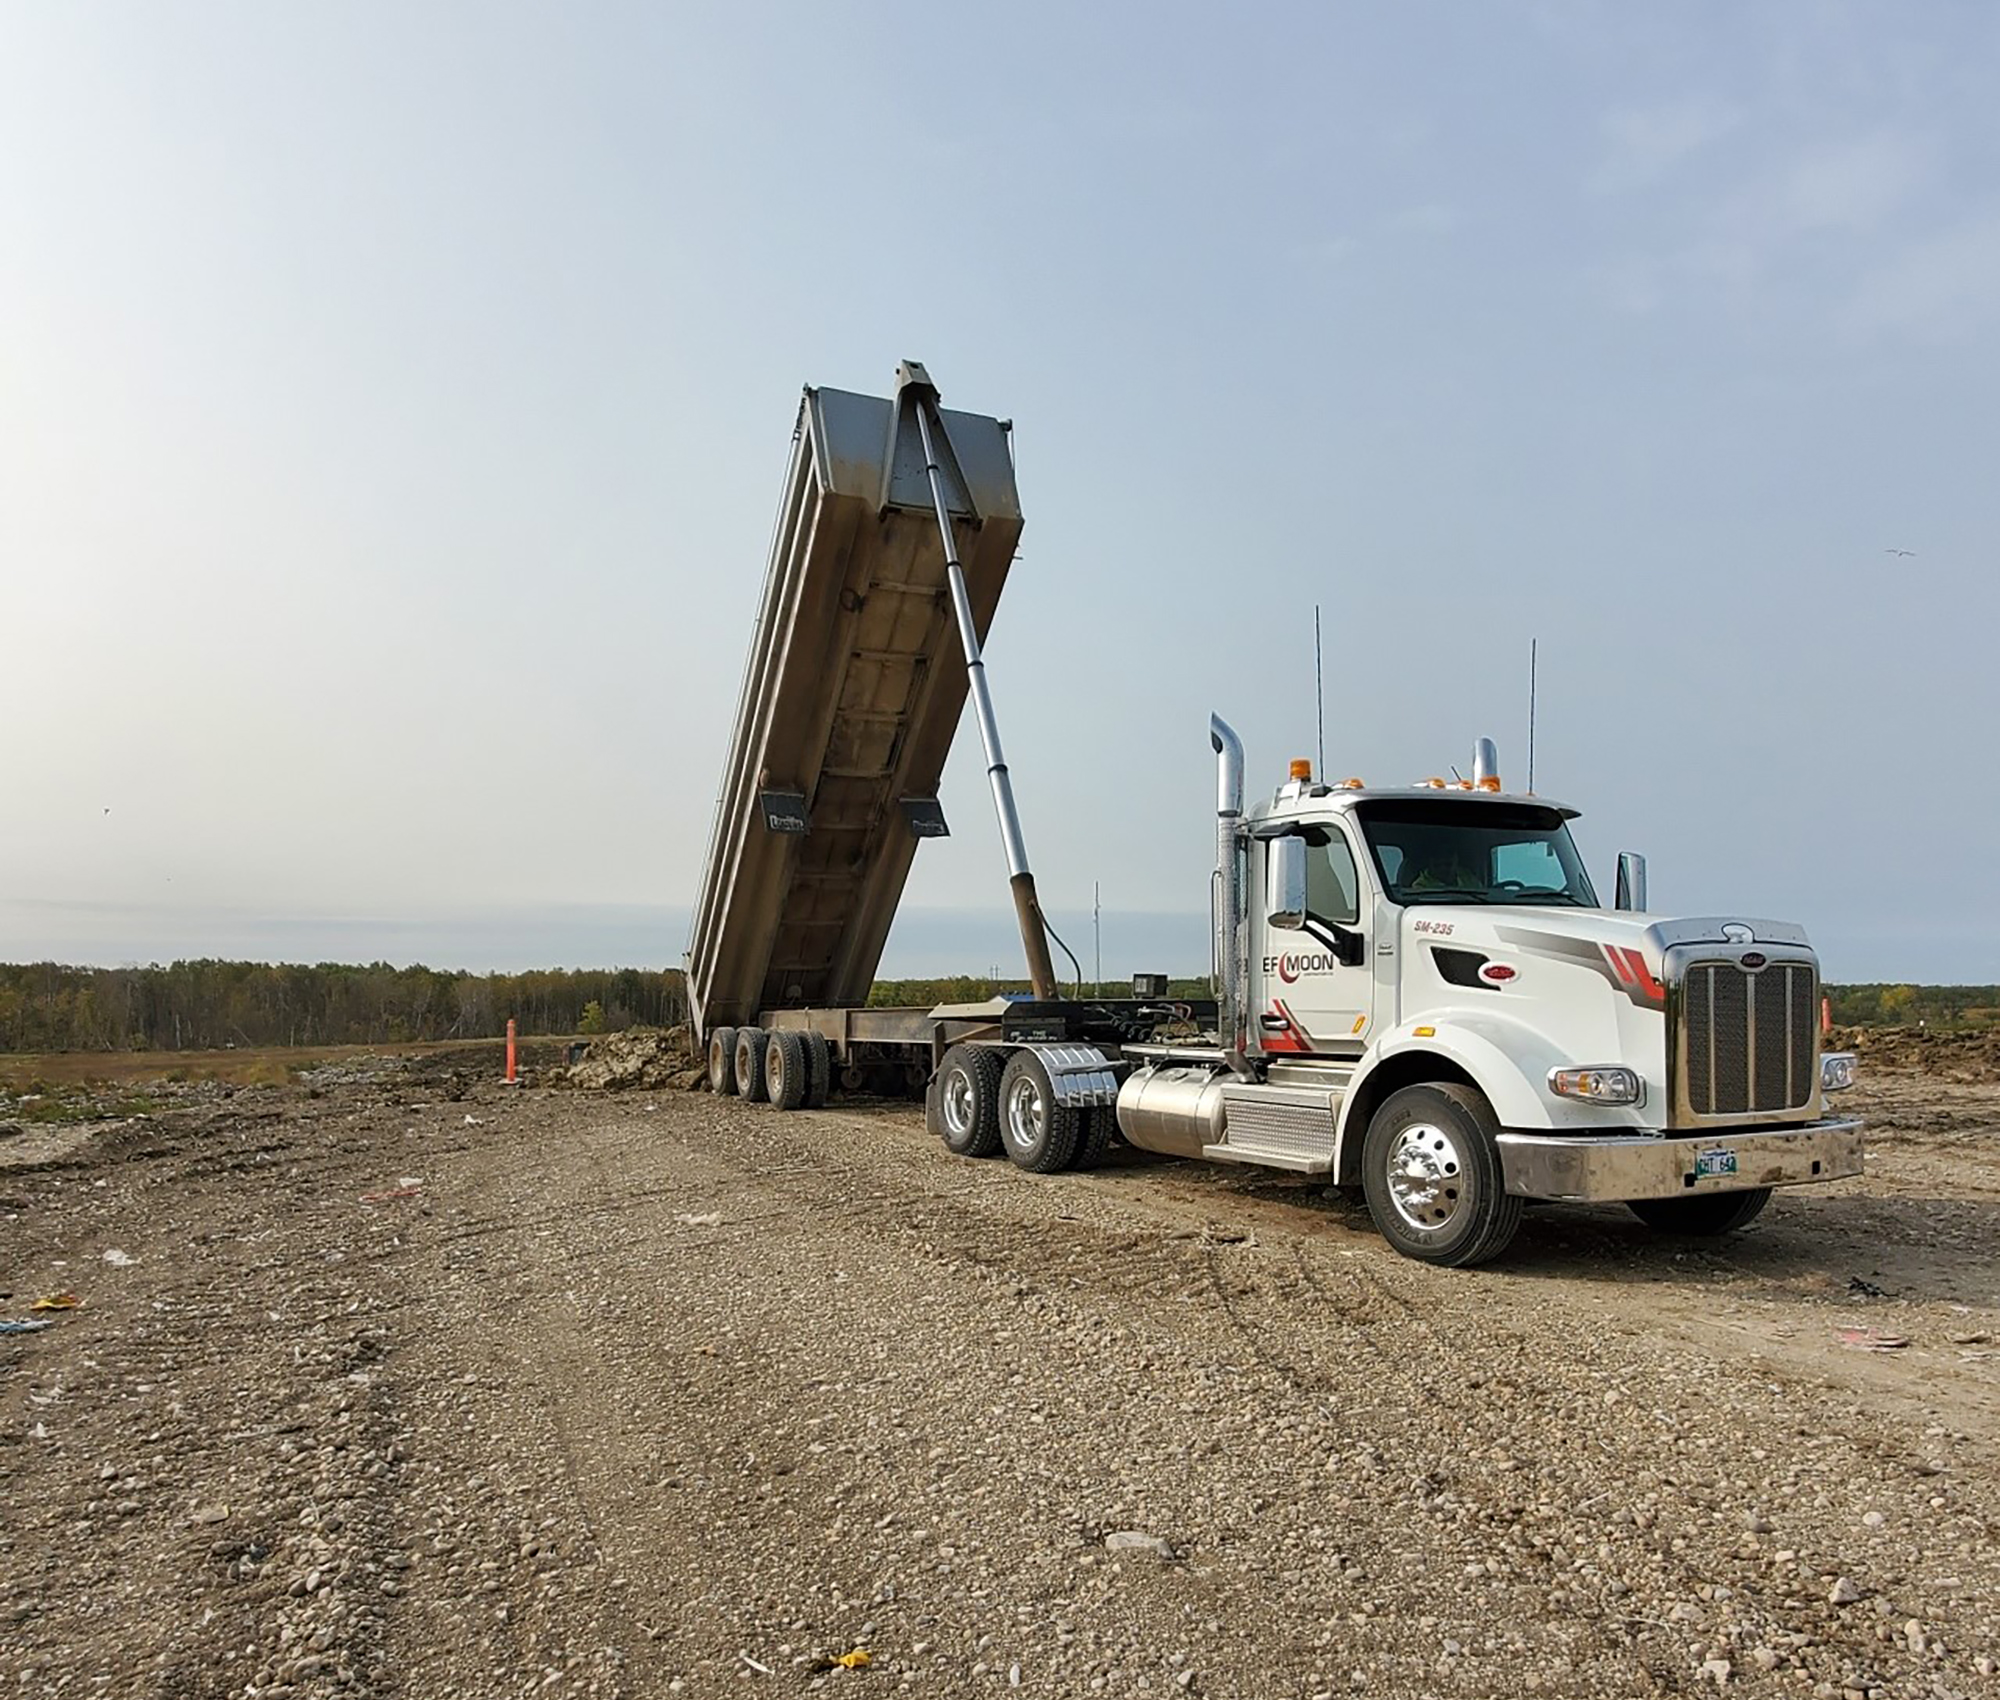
1093, 881, 1102, 997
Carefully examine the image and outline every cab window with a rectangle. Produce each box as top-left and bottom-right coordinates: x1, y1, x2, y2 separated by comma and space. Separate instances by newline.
1302, 826, 1360, 924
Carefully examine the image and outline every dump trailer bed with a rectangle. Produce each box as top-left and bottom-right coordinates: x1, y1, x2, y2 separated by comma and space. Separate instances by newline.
685, 370, 1024, 1040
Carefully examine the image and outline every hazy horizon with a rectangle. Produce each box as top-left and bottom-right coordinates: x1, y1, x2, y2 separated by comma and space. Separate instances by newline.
1, 892, 1991, 987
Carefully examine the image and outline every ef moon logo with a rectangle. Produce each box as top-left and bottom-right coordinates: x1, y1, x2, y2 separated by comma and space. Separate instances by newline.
1267, 952, 1341, 984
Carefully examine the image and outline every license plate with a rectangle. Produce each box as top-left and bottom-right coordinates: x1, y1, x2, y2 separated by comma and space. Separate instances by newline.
1695, 1147, 1738, 1179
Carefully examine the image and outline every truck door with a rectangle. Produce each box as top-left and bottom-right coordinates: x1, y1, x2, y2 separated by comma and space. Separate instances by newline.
1254, 824, 1377, 1057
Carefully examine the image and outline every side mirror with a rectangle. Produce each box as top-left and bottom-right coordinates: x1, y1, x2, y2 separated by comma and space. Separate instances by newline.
1267, 836, 1307, 930
1615, 851, 1648, 912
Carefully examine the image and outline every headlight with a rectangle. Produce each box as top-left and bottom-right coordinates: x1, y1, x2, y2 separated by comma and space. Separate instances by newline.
1548, 1066, 1643, 1106
1821, 1052, 1858, 1093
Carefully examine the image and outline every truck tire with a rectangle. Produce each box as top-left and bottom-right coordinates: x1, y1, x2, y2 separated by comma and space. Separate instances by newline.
764, 1031, 808, 1111
803, 1032, 832, 1108
1629, 1188, 1773, 1236
1360, 1083, 1522, 1268
1071, 1105, 1117, 1170
930, 1044, 1003, 1157
707, 1027, 739, 1096
733, 1027, 768, 1103
998, 1049, 1082, 1174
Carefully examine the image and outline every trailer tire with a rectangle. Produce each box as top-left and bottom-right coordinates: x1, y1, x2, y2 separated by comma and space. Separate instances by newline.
1628, 1188, 1773, 1236
733, 1027, 768, 1102
1071, 1106, 1117, 1170
998, 1049, 1082, 1174
1360, 1083, 1521, 1267
707, 1027, 740, 1095
765, 1031, 808, 1111
930, 1044, 1003, 1157
803, 1033, 832, 1108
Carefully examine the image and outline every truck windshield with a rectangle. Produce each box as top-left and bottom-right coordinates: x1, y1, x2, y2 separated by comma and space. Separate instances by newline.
1355, 800, 1599, 908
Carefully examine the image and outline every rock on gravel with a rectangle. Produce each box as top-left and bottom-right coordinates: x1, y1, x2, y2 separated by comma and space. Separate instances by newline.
1104, 1531, 1177, 1560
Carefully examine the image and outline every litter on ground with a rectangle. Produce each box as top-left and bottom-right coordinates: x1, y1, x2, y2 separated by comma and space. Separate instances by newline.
1837, 1326, 1909, 1351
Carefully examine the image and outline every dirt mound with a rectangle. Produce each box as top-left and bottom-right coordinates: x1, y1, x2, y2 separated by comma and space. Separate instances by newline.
557, 1025, 704, 1092
1831, 1023, 2000, 1083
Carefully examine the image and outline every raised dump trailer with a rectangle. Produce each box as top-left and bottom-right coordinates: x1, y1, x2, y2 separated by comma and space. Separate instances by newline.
685, 364, 1025, 1080
686, 362, 1202, 1109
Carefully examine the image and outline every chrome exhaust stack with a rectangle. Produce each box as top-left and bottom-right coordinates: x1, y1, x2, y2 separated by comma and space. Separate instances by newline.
1473, 737, 1499, 789
1210, 714, 1252, 1078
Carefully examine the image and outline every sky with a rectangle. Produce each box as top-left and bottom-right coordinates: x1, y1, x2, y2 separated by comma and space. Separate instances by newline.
2, 1, 1997, 984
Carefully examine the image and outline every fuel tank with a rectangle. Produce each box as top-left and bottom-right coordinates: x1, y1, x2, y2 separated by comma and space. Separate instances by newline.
1116, 1064, 1229, 1159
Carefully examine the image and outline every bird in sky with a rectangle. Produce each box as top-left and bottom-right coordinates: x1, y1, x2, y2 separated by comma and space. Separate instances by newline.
1885, 547, 1915, 557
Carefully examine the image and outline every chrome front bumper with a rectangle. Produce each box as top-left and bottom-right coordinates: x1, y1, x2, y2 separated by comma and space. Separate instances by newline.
1496, 1119, 1864, 1203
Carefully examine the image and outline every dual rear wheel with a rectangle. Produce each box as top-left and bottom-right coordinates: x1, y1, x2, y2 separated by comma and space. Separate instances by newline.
928, 1044, 1116, 1174
722, 1027, 831, 1110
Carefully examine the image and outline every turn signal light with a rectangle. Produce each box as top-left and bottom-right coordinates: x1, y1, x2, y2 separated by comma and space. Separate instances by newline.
1548, 1066, 1642, 1106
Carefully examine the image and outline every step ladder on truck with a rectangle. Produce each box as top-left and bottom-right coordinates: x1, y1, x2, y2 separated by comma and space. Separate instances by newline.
686, 362, 1864, 1267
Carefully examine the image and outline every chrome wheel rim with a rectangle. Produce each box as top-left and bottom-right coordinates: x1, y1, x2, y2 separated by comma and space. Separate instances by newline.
1004, 1075, 1044, 1152
943, 1068, 976, 1137
1386, 1119, 1466, 1231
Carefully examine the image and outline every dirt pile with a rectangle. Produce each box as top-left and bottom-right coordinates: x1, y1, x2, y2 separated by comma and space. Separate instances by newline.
1832, 1024, 2000, 1083
556, 1024, 703, 1091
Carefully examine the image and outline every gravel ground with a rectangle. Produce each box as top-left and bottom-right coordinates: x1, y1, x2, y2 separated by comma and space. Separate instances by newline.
1, 1064, 1996, 1699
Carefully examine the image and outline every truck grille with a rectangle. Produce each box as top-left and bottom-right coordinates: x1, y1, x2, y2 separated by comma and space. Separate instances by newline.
1680, 958, 1817, 1120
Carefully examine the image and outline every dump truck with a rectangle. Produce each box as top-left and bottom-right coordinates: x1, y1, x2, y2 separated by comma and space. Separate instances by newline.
686, 363, 1862, 1266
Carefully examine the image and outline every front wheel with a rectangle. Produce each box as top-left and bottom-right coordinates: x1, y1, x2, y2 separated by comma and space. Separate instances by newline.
1360, 1083, 1522, 1267
1629, 1188, 1772, 1236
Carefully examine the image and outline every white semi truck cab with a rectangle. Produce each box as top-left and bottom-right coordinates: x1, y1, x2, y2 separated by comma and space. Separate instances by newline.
1098, 716, 1862, 1265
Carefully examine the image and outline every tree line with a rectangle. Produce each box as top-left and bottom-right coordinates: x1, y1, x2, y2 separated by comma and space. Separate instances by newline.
0, 961, 687, 1054
1, 960, 1988, 1055
1828, 984, 2000, 1030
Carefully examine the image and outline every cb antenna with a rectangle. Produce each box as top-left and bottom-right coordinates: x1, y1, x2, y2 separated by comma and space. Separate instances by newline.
1314, 603, 1325, 778
1527, 636, 1539, 794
